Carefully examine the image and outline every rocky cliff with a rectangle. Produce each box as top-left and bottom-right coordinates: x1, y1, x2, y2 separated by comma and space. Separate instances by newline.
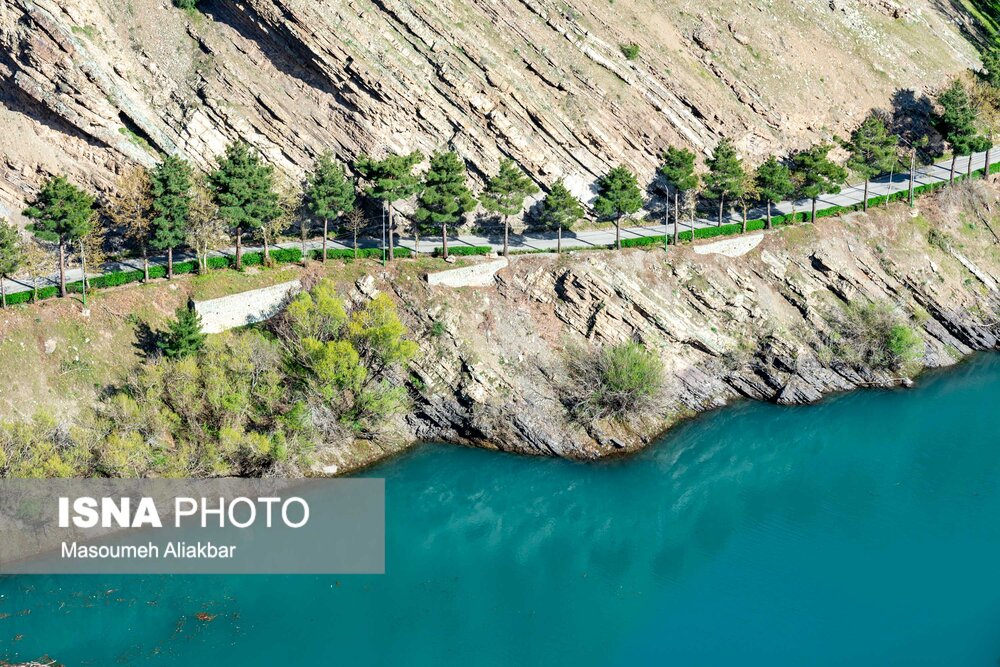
316, 179, 1000, 471
0, 0, 984, 219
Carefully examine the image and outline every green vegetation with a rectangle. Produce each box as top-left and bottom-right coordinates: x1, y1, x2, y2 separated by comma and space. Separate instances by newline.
704, 138, 746, 226
594, 166, 644, 250
354, 151, 423, 262
620, 43, 640, 60
829, 301, 923, 374
537, 180, 584, 254
481, 158, 539, 257
432, 245, 491, 257
566, 342, 664, 422
0, 219, 25, 308
209, 142, 282, 270
937, 79, 990, 182
845, 115, 898, 212
172, 0, 199, 9
304, 152, 356, 263
659, 146, 700, 243
416, 151, 477, 260
23, 175, 94, 298
150, 154, 193, 279
158, 306, 207, 359
0, 279, 417, 478
792, 143, 847, 222
755, 156, 794, 229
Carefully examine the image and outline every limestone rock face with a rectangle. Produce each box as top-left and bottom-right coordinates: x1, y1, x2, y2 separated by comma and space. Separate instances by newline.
358, 183, 1000, 465
0, 0, 983, 218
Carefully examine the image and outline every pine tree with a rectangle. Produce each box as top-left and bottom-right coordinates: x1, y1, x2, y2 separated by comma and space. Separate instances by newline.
0, 219, 25, 308
23, 175, 94, 297
304, 152, 356, 264
414, 151, 476, 259
538, 181, 584, 254
209, 142, 282, 269
150, 155, 193, 279
937, 79, 981, 183
845, 115, 898, 211
755, 156, 794, 229
354, 151, 423, 262
982, 44, 1000, 89
791, 144, 847, 222
736, 168, 759, 234
703, 138, 745, 226
481, 159, 539, 257
158, 305, 206, 359
594, 166, 643, 250
659, 147, 700, 245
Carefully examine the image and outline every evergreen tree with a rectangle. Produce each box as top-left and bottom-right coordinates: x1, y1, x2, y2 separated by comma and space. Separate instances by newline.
150, 155, 192, 279
0, 219, 25, 308
538, 181, 584, 254
480, 159, 539, 257
755, 156, 794, 229
845, 115, 898, 211
791, 144, 847, 222
937, 79, 981, 183
353, 151, 423, 262
659, 147, 700, 245
209, 142, 282, 269
703, 138, 745, 226
158, 305, 206, 359
982, 44, 1000, 89
415, 151, 476, 260
304, 152, 356, 264
593, 165, 643, 250
23, 175, 94, 297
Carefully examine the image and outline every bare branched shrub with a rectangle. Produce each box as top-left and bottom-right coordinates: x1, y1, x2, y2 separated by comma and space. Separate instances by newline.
564, 341, 664, 422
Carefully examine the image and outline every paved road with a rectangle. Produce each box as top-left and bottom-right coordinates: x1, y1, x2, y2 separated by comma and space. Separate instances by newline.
2, 147, 995, 297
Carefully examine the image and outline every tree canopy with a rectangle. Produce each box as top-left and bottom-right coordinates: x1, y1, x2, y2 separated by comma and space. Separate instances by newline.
538, 181, 585, 232
593, 166, 643, 220
150, 155, 193, 253
23, 175, 94, 245
703, 139, 745, 203
209, 142, 282, 236
846, 115, 898, 181
792, 143, 847, 219
414, 151, 476, 235
937, 80, 981, 155
304, 152, 356, 222
353, 151, 423, 205
481, 159, 539, 217
659, 147, 699, 193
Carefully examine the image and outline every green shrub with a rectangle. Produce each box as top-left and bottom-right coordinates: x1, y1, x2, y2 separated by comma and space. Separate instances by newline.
172, 0, 198, 9
433, 245, 492, 257
620, 43, 640, 60
566, 341, 664, 422
309, 247, 411, 261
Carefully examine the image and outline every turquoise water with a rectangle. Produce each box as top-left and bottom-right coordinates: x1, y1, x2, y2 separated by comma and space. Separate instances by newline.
3, 354, 1000, 665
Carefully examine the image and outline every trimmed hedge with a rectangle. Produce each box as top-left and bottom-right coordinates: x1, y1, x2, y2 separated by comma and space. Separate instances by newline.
310, 246, 412, 261
432, 245, 492, 257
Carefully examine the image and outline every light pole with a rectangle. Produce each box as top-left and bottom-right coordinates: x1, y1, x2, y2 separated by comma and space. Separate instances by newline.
381, 200, 387, 268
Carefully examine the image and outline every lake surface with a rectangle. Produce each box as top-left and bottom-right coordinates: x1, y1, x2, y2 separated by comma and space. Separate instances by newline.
2, 355, 1000, 665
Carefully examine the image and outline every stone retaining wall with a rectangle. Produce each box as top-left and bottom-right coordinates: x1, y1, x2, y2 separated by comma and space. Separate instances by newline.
194, 280, 302, 333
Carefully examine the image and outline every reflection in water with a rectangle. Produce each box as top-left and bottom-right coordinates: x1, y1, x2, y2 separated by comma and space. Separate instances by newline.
2, 355, 999, 666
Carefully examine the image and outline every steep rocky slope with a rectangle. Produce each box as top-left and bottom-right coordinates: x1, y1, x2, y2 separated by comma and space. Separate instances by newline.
316, 180, 1000, 471
0, 0, 984, 220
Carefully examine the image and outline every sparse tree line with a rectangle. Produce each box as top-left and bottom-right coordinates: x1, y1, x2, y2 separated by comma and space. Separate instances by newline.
1, 64, 999, 307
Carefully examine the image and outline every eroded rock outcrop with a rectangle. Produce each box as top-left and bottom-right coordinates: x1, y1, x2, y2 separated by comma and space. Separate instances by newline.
316, 182, 1000, 471
0, 0, 983, 218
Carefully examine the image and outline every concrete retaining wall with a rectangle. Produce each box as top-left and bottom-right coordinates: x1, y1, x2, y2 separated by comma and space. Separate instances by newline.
426, 258, 508, 287
194, 280, 302, 334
